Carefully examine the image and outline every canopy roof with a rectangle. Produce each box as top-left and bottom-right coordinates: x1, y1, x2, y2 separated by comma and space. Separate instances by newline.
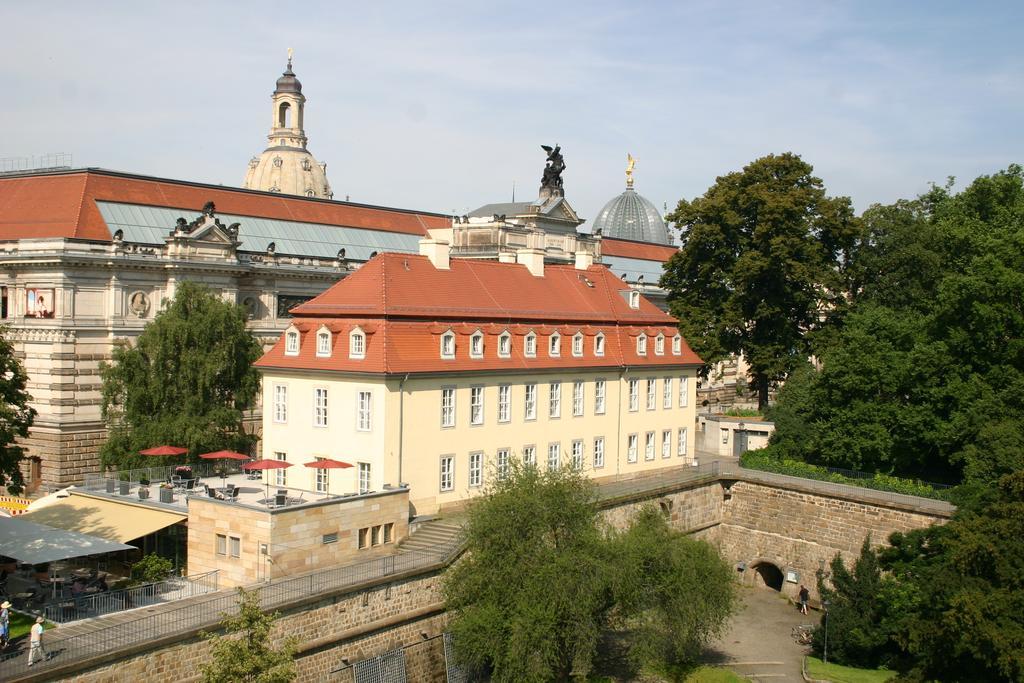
20, 492, 186, 543
0, 516, 134, 565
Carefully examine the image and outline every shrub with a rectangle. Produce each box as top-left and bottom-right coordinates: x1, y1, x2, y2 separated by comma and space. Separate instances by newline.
130, 553, 174, 585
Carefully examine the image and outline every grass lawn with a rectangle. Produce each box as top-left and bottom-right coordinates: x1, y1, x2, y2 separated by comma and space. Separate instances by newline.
806, 656, 895, 683
8, 612, 52, 641
686, 666, 748, 682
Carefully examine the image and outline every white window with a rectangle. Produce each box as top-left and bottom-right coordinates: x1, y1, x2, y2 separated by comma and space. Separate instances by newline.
357, 391, 371, 431
440, 456, 454, 491
524, 383, 537, 420
273, 384, 287, 423
571, 440, 584, 471
629, 290, 640, 309
285, 330, 299, 355
572, 381, 584, 417
497, 384, 511, 423
678, 428, 688, 457
314, 388, 328, 427
349, 330, 365, 359
637, 334, 647, 356
275, 451, 287, 486
672, 334, 682, 355
470, 386, 484, 425
655, 334, 664, 355
593, 437, 605, 468
441, 332, 455, 359
523, 445, 536, 468
645, 431, 655, 460
627, 434, 638, 463
229, 536, 241, 558
679, 376, 689, 407
358, 462, 371, 494
662, 430, 672, 459
524, 332, 537, 357
469, 452, 483, 487
547, 442, 560, 470
628, 379, 639, 412
572, 333, 583, 357
549, 382, 561, 419
498, 332, 511, 358
441, 387, 455, 428
663, 378, 673, 409
594, 332, 605, 356
497, 448, 510, 480
317, 330, 332, 357
549, 333, 561, 357
314, 458, 329, 492
646, 378, 657, 410
470, 331, 484, 358
595, 379, 606, 414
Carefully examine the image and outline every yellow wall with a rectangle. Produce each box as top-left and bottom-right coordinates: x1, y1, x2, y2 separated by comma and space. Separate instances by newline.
261, 366, 698, 516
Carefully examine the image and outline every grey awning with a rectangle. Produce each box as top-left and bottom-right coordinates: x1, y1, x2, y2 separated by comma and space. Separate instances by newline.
0, 516, 134, 565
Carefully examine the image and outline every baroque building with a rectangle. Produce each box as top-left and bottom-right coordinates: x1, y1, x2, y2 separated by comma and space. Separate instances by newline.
243, 51, 334, 199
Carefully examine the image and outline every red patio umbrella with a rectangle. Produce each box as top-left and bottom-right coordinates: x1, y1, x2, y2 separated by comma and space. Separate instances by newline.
139, 445, 188, 456
242, 459, 294, 503
301, 458, 353, 468
200, 450, 251, 487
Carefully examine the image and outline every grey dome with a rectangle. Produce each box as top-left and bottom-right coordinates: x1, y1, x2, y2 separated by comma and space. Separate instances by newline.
591, 188, 669, 244
275, 65, 302, 94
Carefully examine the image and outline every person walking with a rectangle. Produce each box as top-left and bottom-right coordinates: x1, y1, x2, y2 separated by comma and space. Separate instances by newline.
0, 600, 10, 649
798, 585, 810, 615
27, 615, 47, 666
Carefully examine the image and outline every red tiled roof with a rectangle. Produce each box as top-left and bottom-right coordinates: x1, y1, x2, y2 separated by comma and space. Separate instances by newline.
256, 253, 702, 374
601, 237, 679, 262
0, 169, 448, 242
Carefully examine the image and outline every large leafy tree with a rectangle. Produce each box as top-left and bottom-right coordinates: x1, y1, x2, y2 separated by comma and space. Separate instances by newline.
444, 464, 735, 681
99, 281, 262, 471
201, 587, 297, 683
0, 330, 36, 493
662, 153, 858, 409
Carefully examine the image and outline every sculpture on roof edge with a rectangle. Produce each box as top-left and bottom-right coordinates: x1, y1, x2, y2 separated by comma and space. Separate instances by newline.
540, 144, 566, 191
626, 153, 636, 188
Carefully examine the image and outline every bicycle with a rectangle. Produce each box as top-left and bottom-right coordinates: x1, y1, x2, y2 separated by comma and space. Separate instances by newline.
792, 624, 814, 645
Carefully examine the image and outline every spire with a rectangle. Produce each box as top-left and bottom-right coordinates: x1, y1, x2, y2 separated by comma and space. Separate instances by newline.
287, 47, 293, 71
626, 153, 636, 189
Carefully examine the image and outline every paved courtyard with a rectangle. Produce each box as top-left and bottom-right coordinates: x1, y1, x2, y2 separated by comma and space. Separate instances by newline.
703, 585, 815, 681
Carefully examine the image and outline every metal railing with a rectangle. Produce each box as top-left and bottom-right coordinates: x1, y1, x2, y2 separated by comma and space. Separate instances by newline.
42, 571, 220, 624
0, 531, 464, 678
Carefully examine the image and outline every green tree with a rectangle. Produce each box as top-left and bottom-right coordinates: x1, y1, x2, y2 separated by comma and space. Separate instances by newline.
662, 153, 858, 409
0, 329, 36, 494
99, 282, 262, 471
443, 464, 736, 681
201, 587, 297, 683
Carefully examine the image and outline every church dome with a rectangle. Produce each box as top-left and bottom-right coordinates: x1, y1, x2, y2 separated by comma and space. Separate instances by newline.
591, 187, 669, 244
275, 65, 302, 94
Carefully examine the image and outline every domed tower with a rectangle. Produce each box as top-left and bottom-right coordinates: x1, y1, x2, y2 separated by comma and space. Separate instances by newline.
244, 50, 333, 199
591, 154, 669, 244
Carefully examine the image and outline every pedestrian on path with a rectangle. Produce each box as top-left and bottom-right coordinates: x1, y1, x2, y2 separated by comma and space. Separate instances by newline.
27, 616, 47, 666
0, 600, 10, 649
798, 585, 810, 615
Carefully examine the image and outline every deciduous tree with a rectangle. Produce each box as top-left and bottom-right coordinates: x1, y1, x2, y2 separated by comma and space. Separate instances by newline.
0, 329, 36, 493
201, 587, 297, 683
99, 281, 262, 471
662, 153, 857, 409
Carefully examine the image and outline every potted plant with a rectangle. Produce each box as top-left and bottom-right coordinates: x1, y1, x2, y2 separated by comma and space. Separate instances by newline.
105, 478, 115, 493
139, 476, 150, 487
174, 465, 193, 480
119, 480, 130, 495
158, 482, 175, 503
138, 486, 150, 500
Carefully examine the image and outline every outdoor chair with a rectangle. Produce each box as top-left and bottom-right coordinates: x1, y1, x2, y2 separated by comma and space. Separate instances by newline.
229, 487, 240, 503
184, 478, 197, 492
274, 493, 287, 508
205, 486, 218, 499
289, 491, 305, 505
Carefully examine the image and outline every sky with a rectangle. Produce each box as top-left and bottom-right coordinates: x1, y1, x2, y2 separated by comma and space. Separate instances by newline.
2, 1, 1023, 225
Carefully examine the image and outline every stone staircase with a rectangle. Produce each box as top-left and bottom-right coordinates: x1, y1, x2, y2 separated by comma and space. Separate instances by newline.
396, 519, 464, 558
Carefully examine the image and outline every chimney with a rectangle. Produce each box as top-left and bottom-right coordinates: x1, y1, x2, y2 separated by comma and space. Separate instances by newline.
516, 248, 545, 277
419, 238, 450, 270
574, 250, 594, 270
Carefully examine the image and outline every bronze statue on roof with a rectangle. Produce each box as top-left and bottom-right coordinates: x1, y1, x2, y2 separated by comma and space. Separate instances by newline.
541, 144, 565, 191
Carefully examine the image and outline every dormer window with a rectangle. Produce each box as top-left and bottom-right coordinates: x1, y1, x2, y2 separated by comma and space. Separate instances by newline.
316, 328, 332, 357
672, 334, 682, 355
629, 291, 640, 309
470, 331, 484, 358
349, 328, 366, 359
655, 334, 665, 356
498, 332, 511, 358
637, 334, 647, 356
549, 332, 561, 357
441, 331, 456, 359
594, 332, 605, 357
524, 332, 537, 358
284, 329, 299, 356
572, 332, 584, 357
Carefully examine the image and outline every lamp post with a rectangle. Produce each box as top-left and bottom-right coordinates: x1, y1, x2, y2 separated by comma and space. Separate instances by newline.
822, 599, 831, 664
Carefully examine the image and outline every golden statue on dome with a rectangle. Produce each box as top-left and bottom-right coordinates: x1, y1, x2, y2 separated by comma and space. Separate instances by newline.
626, 153, 636, 188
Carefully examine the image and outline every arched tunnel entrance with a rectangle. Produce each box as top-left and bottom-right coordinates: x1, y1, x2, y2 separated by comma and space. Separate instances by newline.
752, 562, 784, 591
